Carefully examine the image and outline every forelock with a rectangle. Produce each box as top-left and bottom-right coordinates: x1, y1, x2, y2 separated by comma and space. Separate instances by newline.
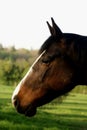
39, 36, 59, 54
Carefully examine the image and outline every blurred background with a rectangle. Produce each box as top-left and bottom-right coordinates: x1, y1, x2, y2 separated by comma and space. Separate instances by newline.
0, 0, 87, 130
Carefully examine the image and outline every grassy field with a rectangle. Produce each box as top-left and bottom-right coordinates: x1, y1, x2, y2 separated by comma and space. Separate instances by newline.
0, 85, 87, 130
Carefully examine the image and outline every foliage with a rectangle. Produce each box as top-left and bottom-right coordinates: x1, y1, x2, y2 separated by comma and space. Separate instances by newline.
0, 60, 26, 85
0, 45, 38, 85
0, 85, 87, 130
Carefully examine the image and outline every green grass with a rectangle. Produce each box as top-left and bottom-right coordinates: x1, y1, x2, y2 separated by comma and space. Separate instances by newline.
0, 85, 87, 130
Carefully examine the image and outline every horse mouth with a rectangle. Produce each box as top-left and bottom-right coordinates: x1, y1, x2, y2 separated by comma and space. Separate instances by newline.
25, 106, 37, 117
15, 103, 37, 117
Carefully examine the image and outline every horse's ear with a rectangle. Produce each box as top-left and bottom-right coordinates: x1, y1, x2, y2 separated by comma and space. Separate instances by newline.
51, 17, 62, 36
47, 21, 55, 36
47, 18, 62, 37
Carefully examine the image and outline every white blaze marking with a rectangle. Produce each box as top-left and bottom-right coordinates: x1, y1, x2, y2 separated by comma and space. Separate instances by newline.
12, 51, 46, 102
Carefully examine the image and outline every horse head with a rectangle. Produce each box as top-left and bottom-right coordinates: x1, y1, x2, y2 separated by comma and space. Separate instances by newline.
12, 18, 81, 117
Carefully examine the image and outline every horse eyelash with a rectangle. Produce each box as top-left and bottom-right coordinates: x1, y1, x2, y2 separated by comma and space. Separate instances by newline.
42, 56, 54, 64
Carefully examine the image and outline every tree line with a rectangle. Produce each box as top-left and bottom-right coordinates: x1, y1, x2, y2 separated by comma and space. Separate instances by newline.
0, 44, 38, 86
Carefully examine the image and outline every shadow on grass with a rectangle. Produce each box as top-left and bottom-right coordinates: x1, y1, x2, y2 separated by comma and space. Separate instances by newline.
0, 107, 87, 130
0, 93, 87, 130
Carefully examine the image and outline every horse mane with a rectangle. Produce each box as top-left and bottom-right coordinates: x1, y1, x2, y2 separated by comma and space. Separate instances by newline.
65, 33, 87, 66
39, 32, 87, 68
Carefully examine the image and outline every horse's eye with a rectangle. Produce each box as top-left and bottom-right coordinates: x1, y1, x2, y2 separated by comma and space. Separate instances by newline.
42, 56, 54, 64
42, 59, 50, 64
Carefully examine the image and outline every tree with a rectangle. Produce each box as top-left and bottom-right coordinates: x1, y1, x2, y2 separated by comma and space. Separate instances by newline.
0, 44, 3, 50
0, 59, 26, 85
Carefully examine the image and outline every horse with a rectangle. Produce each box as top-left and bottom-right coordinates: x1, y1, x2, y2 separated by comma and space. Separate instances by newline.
12, 18, 87, 117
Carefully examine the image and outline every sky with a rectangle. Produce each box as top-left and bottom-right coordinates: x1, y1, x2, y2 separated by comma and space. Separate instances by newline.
0, 0, 87, 50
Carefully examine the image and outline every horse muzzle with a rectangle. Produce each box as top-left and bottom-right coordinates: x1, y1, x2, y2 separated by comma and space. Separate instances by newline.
12, 95, 37, 117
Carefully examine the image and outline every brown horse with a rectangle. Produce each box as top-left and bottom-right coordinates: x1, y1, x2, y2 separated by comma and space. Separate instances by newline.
12, 18, 87, 117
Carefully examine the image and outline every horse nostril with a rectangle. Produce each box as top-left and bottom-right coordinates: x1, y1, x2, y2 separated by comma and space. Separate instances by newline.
12, 95, 19, 108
